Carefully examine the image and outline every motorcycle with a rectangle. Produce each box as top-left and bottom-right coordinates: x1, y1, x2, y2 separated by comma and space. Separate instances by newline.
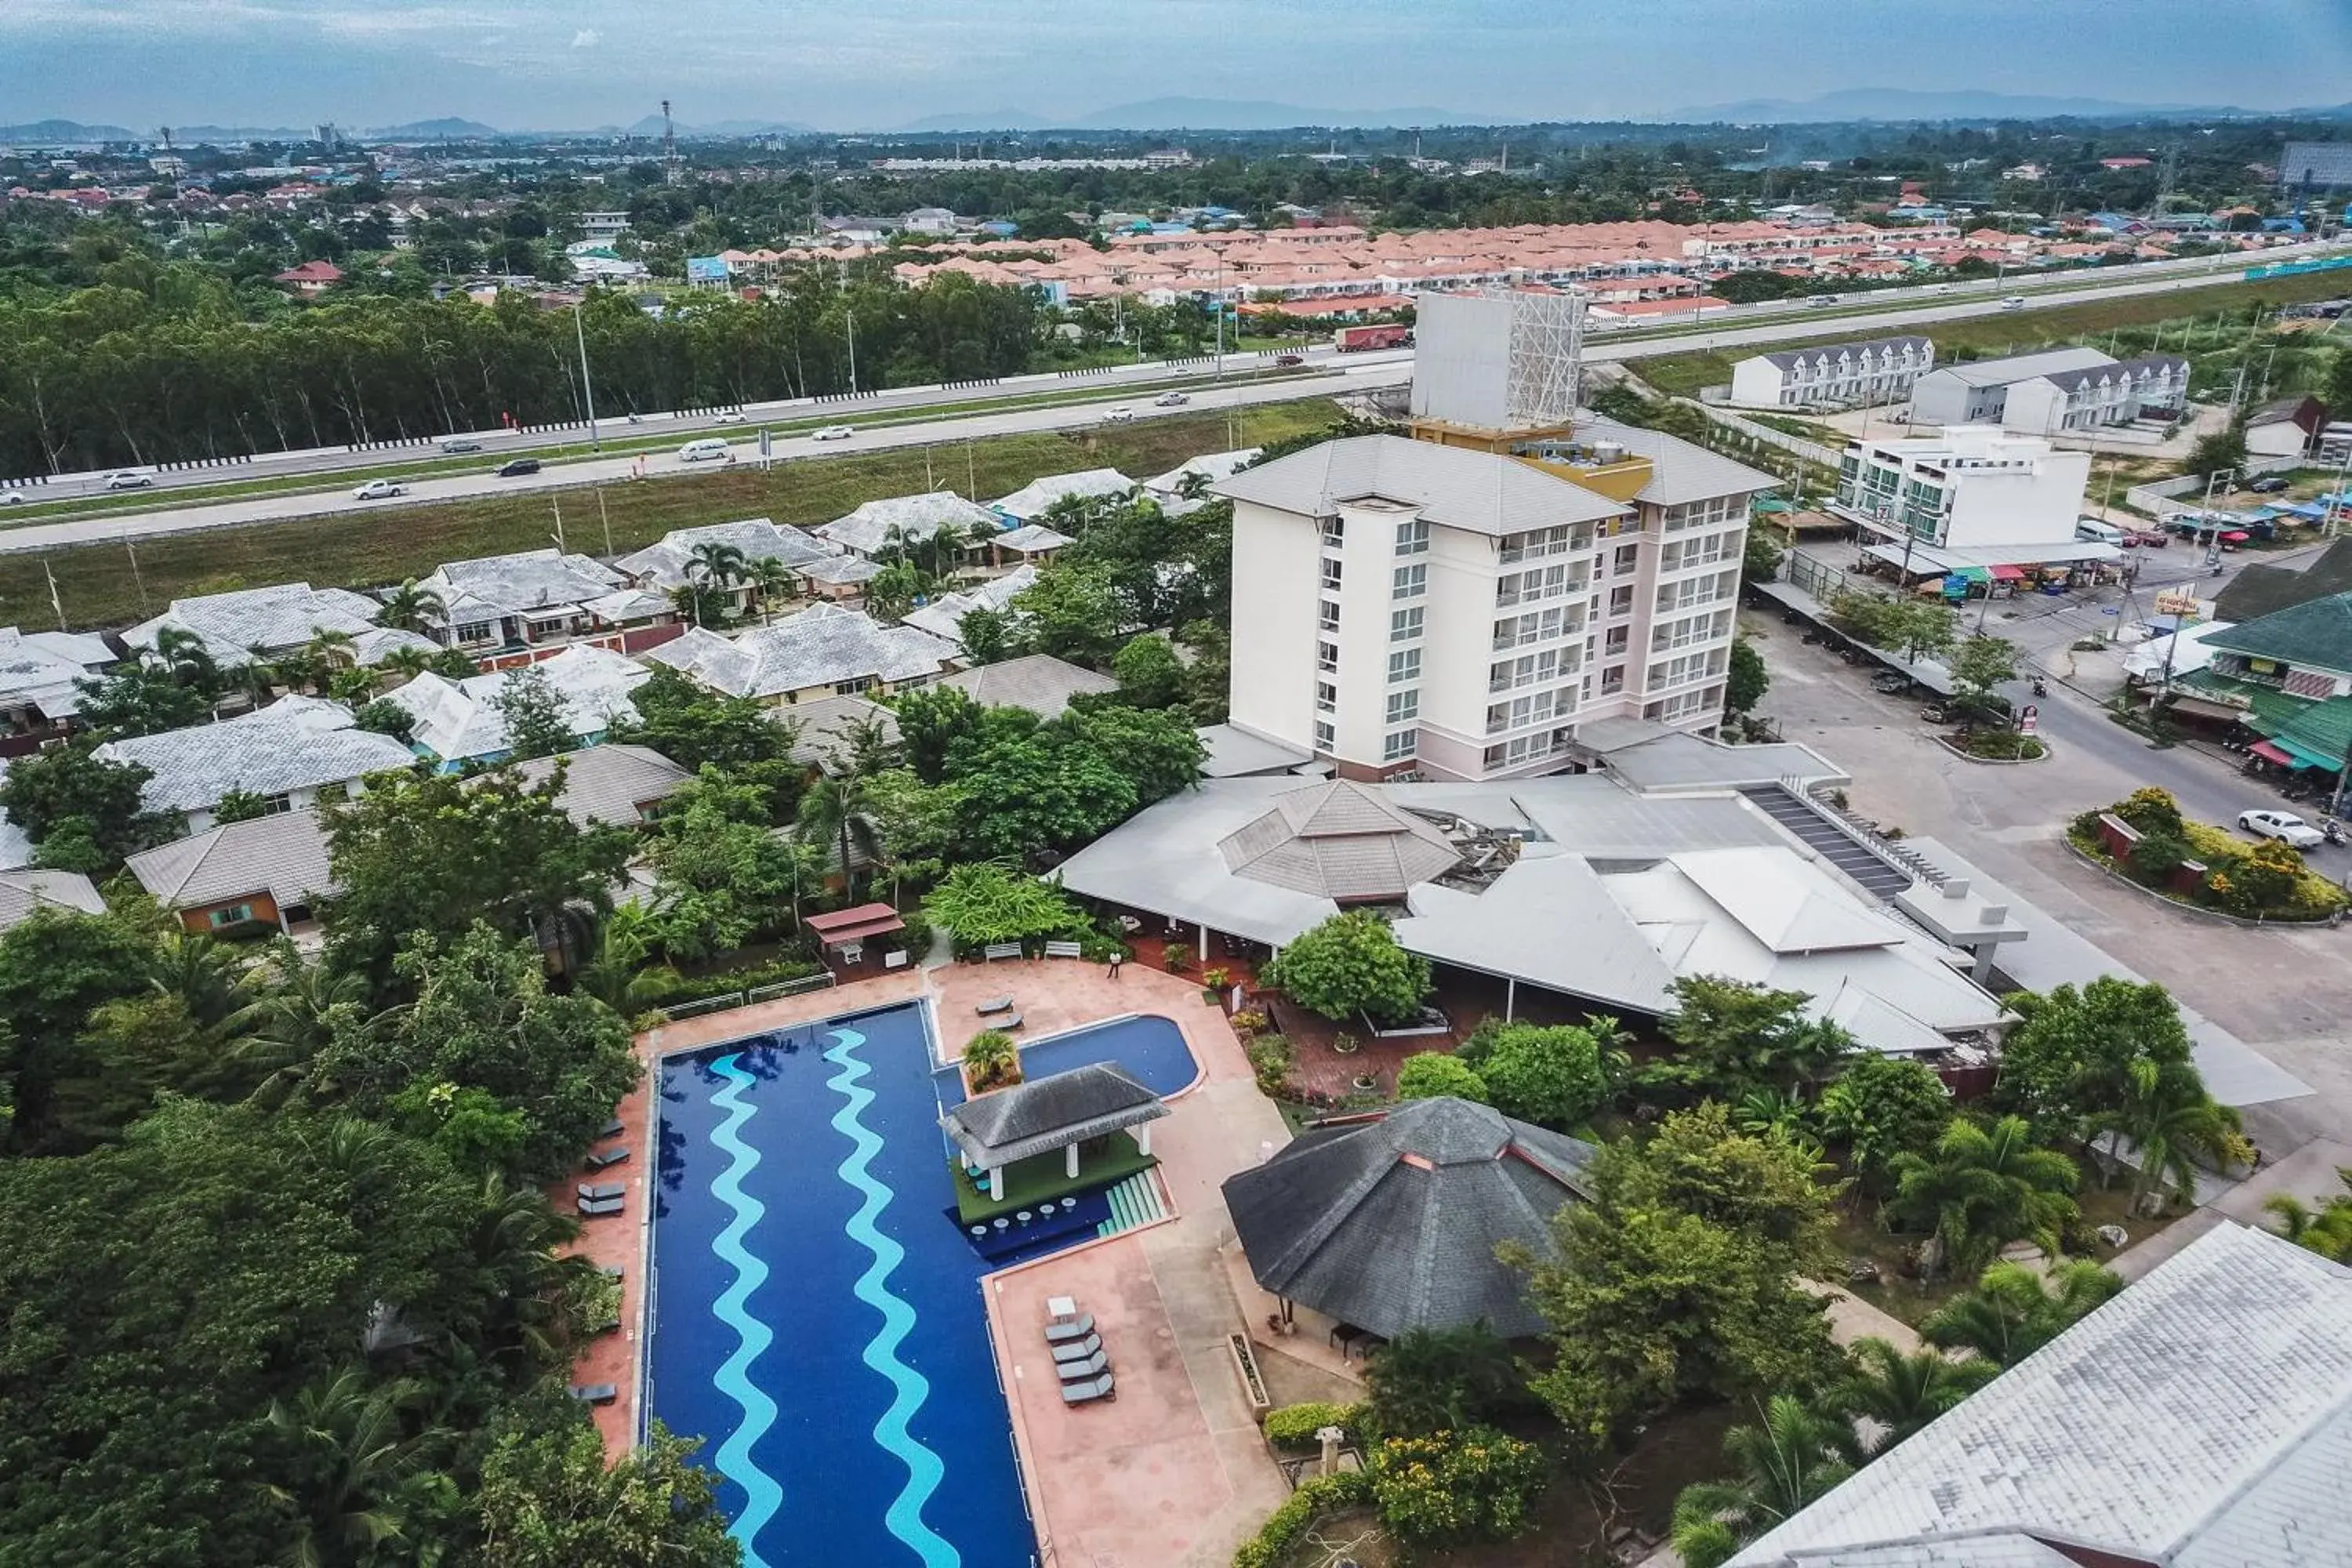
2030, 677, 2049, 699
2326, 819, 2346, 848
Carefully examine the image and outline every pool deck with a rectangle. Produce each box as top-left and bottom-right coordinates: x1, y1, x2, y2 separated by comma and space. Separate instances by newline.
574, 959, 1297, 1564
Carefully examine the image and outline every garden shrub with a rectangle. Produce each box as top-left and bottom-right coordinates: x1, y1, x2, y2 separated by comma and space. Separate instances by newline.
634, 956, 825, 1007
1261, 1401, 1365, 1449
1395, 1051, 1489, 1104
1476, 1022, 1607, 1128
1245, 1036, 1294, 1098
964, 1029, 1021, 1093
1229, 1472, 1375, 1568
1363, 1323, 1537, 1436
2126, 829, 2191, 885
2114, 786, 2184, 838
1370, 1425, 1548, 1545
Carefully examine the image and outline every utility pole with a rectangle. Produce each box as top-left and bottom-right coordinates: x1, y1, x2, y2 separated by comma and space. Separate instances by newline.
550, 495, 566, 555
662, 99, 681, 187
574, 302, 601, 450
596, 488, 614, 556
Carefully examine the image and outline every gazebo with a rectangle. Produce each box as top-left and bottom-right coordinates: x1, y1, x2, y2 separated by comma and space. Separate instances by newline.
804, 902, 906, 966
942, 1061, 1169, 1200
1221, 1096, 1598, 1340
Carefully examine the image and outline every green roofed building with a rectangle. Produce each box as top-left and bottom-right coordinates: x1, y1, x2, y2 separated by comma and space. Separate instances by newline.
2172, 590, 2352, 773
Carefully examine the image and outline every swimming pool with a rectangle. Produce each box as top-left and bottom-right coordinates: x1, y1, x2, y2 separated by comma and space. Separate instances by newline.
648, 1003, 1198, 1567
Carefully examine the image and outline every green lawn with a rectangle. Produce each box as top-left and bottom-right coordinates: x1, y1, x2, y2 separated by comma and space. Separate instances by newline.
1629, 268, 2352, 399
8, 398, 1342, 631
949, 1130, 1156, 1225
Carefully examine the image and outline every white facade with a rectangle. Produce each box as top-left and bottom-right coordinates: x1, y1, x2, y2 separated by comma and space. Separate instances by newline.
1998, 354, 2190, 434
1218, 434, 1765, 782
1728, 336, 1933, 410
1832, 426, 2091, 553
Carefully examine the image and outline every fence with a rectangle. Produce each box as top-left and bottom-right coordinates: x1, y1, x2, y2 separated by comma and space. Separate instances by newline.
1678, 399, 1843, 467
747, 972, 837, 1004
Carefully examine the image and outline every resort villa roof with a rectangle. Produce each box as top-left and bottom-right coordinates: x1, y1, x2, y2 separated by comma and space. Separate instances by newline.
1217, 779, 1461, 901
987, 468, 1139, 524
941, 1061, 1169, 1171
816, 492, 1001, 558
612, 518, 836, 590
804, 901, 906, 952
0, 868, 105, 933
1222, 1096, 1598, 1340
935, 652, 1119, 718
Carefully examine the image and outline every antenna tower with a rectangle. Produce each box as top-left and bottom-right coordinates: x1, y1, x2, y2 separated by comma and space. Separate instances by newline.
662, 100, 681, 185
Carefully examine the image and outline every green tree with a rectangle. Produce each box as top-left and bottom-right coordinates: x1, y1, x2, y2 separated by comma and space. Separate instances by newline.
796, 767, 884, 899
1362, 1324, 1534, 1436
1262, 910, 1430, 1025
1060, 702, 1203, 806
212, 786, 274, 825
0, 905, 158, 1152
892, 683, 985, 786
949, 729, 1138, 860
1395, 1051, 1490, 1104
376, 578, 445, 633
1919, 1258, 2122, 1367
1741, 528, 1785, 586
1814, 1052, 1952, 1196
74, 662, 214, 736
1948, 633, 2018, 705
0, 739, 177, 870
353, 696, 419, 742
319, 766, 634, 996
1110, 633, 1188, 709
646, 766, 804, 960
1831, 1336, 1994, 1454
267, 1365, 445, 1568
1646, 975, 1855, 1104
491, 664, 576, 761
1996, 976, 2197, 1145
2265, 1172, 2352, 1262
1725, 637, 1769, 717
1473, 1021, 1608, 1128
2184, 419, 2248, 481
962, 1028, 1020, 1092
463, 1417, 741, 1568
606, 666, 800, 815
1670, 1396, 1860, 1568
920, 861, 1087, 950
1369, 1425, 1548, 1546
955, 604, 1018, 665
1010, 561, 1126, 666
1888, 1114, 2080, 1278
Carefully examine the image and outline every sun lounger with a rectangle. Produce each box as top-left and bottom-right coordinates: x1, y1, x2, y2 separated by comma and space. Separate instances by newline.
1044, 1312, 1094, 1343
585, 1146, 630, 1171
578, 1182, 625, 1202
1055, 1350, 1109, 1381
1060, 1373, 1116, 1405
975, 996, 1014, 1015
570, 1382, 619, 1404
1049, 1333, 1102, 1363
597, 1116, 625, 1140
1000, 1014, 1024, 1030
579, 1196, 625, 1218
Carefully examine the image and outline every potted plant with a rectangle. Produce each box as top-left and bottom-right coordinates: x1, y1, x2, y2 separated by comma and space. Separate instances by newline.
1331, 1030, 1359, 1056
1201, 965, 1230, 1004
1163, 945, 1189, 975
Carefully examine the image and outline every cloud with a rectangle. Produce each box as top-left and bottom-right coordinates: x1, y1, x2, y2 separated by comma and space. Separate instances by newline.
570, 27, 601, 46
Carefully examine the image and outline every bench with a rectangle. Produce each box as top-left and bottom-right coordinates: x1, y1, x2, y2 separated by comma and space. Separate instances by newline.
982, 942, 1023, 962
1042, 940, 1084, 960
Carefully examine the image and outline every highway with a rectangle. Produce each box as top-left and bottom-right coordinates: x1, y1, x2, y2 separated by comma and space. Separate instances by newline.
3, 237, 2341, 555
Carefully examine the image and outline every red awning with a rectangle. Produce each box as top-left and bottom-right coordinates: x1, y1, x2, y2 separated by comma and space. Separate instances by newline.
804, 902, 907, 946
2249, 740, 2296, 768
2220, 531, 2251, 543
1987, 564, 2027, 580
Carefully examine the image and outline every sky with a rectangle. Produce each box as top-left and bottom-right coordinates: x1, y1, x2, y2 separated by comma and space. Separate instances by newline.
2, 0, 2347, 132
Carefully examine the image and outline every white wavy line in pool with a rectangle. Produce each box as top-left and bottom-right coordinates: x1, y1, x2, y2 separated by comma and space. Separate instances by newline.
823, 1023, 960, 1567
703, 1051, 787, 1564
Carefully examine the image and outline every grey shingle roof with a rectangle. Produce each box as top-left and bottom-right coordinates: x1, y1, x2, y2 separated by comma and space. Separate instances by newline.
1758, 334, 1933, 372
782, 695, 900, 771
986, 468, 1139, 523
1216, 435, 1628, 536
641, 604, 956, 700
1145, 448, 1263, 495
1221, 1098, 1597, 1338
816, 492, 1000, 557
612, 518, 835, 590
936, 653, 1118, 719
1916, 346, 2111, 389
0, 868, 104, 932
1730, 1221, 2352, 1568
2214, 539, 2352, 623
0, 626, 107, 716
1218, 779, 1462, 900
501, 744, 690, 827
124, 808, 334, 909
95, 696, 417, 815
2034, 352, 2188, 391
900, 564, 1038, 644
383, 644, 648, 763
942, 1062, 1168, 1168
419, 550, 625, 622
1574, 416, 1784, 507
125, 583, 388, 662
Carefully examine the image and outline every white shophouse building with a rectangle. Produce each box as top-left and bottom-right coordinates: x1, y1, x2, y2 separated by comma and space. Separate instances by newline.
1728, 336, 1934, 410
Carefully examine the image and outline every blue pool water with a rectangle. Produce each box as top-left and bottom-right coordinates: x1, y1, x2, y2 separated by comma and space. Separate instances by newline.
648, 1004, 1198, 1568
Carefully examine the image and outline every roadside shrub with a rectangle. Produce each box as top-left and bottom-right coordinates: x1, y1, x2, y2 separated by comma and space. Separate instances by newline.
1370, 1425, 1548, 1545
964, 1029, 1021, 1093
1396, 1051, 1490, 1104
1477, 1022, 1608, 1128
1245, 1035, 1294, 1098
2114, 786, 2184, 838
1261, 1401, 1365, 1450
2127, 829, 2192, 884
1229, 1471, 1375, 1568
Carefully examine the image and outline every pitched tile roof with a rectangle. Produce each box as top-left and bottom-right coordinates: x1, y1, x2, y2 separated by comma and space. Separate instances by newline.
0, 868, 104, 932
124, 808, 334, 910
419, 550, 625, 622
95, 696, 416, 815
986, 468, 1140, 523
384, 644, 649, 763
1222, 1098, 1598, 1339
900, 564, 1039, 644
941, 1062, 1168, 1168
125, 583, 388, 662
0, 626, 108, 716
2214, 539, 2352, 624
640, 604, 956, 701
499, 743, 690, 827
1730, 1221, 2352, 1567
935, 652, 1118, 719
782, 695, 900, 771
816, 492, 1000, 557
2203, 589, 2352, 674
612, 518, 835, 590
1218, 779, 1462, 900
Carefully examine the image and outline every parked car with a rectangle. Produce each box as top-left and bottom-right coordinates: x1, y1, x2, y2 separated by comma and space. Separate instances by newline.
496, 457, 542, 477
351, 479, 406, 500
1102, 405, 1135, 423
103, 470, 154, 490
2129, 528, 2171, 547
1273, 354, 1305, 367
1871, 670, 1915, 695
2239, 808, 2325, 849
1154, 391, 1189, 407
2248, 476, 2291, 495
811, 425, 856, 441
440, 438, 483, 454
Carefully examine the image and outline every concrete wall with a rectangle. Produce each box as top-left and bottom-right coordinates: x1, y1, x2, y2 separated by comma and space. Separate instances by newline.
1408, 292, 1515, 430
1227, 496, 1323, 754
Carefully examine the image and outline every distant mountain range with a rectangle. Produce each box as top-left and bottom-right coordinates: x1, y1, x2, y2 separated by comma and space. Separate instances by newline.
1664, 88, 2347, 124
368, 118, 503, 140
893, 98, 1510, 132
0, 118, 140, 142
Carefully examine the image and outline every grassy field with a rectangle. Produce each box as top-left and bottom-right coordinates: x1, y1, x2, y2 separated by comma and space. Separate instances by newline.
1628, 267, 2352, 399
5, 398, 1342, 631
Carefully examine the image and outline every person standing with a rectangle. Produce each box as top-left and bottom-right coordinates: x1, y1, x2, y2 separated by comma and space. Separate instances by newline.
1108, 951, 1124, 981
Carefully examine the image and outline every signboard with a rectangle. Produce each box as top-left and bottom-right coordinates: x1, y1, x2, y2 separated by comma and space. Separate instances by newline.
2153, 588, 2203, 619
685, 255, 729, 284
757, 427, 772, 460
2018, 703, 2039, 735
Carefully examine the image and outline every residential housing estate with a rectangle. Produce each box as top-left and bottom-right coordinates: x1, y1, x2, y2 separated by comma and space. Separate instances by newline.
1727, 334, 1935, 410
1907, 346, 2190, 431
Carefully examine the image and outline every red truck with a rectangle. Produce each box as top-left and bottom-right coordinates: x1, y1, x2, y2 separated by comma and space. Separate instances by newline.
1333, 323, 1412, 352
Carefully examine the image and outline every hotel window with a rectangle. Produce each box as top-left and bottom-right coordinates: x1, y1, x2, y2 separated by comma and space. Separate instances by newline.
1316, 681, 1338, 713
1317, 640, 1340, 673
1394, 519, 1430, 556
1314, 720, 1335, 750
1319, 600, 1341, 633
1320, 558, 1343, 591
1608, 585, 1635, 616
1392, 563, 1427, 601
1612, 544, 1639, 578
1386, 689, 1419, 724
1390, 606, 1425, 642
1382, 728, 1418, 762
1388, 648, 1421, 684
1319, 516, 1345, 547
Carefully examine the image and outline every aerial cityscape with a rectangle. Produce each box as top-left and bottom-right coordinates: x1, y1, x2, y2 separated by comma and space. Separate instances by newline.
5, 4, 2352, 1566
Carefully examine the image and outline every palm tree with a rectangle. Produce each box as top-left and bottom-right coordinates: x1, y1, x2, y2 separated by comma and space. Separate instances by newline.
376, 579, 445, 634
376, 644, 436, 684
574, 903, 664, 1015
228, 950, 379, 1107
2092, 1058, 2248, 1211
746, 556, 797, 624
1831, 1336, 1995, 1454
461, 1172, 584, 1368
147, 624, 220, 691
305, 626, 358, 670
1670, 1395, 1860, 1568
327, 667, 379, 705
1920, 1258, 2122, 1369
688, 540, 749, 614
266, 1367, 431, 1568
233, 643, 281, 707
2266, 1185, 2352, 1262
1888, 1114, 2080, 1279
147, 930, 261, 1033
797, 770, 882, 902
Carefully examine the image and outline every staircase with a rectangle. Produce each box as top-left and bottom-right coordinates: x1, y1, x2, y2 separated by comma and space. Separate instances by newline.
1095, 1171, 1168, 1238
1737, 782, 1939, 902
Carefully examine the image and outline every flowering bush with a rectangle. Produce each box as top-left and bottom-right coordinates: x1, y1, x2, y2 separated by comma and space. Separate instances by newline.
1370, 1425, 1548, 1544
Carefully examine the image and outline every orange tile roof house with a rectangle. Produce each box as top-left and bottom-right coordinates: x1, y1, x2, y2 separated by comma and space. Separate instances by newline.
272, 260, 344, 294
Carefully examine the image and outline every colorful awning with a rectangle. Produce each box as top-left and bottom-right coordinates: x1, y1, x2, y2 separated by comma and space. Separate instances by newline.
2249, 739, 2296, 767
1988, 564, 2028, 581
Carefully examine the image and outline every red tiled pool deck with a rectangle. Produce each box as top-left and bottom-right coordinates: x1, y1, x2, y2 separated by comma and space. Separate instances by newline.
568, 959, 1301, 1564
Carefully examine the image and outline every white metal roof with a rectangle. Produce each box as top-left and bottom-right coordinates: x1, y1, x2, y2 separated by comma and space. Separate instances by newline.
0, 626, 104, 716
1215, 435, 1628, 538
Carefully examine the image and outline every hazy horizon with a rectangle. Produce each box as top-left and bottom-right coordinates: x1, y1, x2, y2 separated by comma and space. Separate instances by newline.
3, 0, 2346, 136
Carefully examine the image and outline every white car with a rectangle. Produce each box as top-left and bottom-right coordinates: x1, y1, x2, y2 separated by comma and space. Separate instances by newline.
352, 479, 407, 500
1, 490, 26, 505
1154, 391, 1189, 407
103, 470, 153, 491
2239, 809, 2325, 849
811, 425, 856, 441
1103, 405, 1136, 422
713, 410, 747, 424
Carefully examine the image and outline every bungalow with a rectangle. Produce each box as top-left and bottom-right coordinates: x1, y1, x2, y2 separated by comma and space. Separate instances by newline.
641, 603, 957, 706
1144, 448, 1262, 504
900, 564, 1039, 646
986, 469, 1140, 526
499, 743, 691, 828
0, 626, 114, 757
935, 652, 1120, 719
0, 867, 105, 935
815, 492, 1003, 562
95, 695, 417, 831
417, 549, 672, 654
125, 583, 425, 669
383, 644, 651, 770
2246, 394, 2330, 459
612, 518, 838, 608
124, 808, 335, 937
978, 524, 1073, 566
273, 260, 343, 294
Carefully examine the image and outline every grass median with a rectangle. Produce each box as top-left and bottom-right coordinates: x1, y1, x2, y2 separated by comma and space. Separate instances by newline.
6, 398, 1343, 630
1626, 267, 2352, 398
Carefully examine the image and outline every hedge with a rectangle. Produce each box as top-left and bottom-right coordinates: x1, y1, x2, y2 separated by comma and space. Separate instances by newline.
1230, 1471, 1375, 1568
1261, 1401, 1364, 1450
635, 955, 826, 1007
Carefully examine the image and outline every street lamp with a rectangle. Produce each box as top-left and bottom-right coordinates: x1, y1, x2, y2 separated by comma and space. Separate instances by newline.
573, 300, 602, 451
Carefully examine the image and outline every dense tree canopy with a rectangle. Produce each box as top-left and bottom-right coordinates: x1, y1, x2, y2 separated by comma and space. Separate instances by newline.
1262, 910, 1431, 1026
